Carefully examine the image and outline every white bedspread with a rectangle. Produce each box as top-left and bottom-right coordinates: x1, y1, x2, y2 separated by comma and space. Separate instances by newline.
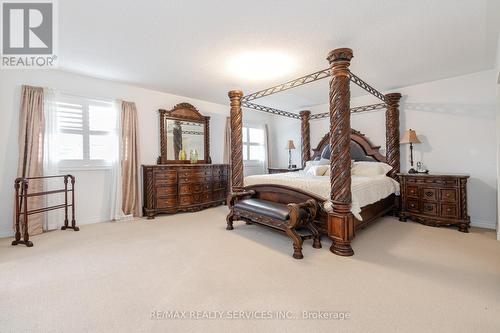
244, 172, 400, 220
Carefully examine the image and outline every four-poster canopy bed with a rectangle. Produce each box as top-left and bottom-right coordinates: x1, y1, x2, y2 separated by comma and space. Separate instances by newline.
226, 48, 402, 257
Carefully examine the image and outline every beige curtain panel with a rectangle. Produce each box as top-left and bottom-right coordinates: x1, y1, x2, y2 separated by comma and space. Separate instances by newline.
17, 85, 45, 235
121, 101, 140, 217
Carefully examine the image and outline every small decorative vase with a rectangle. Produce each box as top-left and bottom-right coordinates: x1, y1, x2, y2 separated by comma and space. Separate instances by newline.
190, 149, 198, 164
179, 149, 187, 161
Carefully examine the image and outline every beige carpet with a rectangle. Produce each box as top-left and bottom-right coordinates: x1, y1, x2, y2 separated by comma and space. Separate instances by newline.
0, 206, 499, 333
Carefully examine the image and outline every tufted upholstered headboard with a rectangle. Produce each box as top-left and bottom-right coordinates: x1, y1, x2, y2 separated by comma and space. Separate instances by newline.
310, 129, 386, 163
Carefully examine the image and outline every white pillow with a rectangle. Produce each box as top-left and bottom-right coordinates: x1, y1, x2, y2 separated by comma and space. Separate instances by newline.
324, 161, 354, 176
305, 165, 329, 176
303, 158, 329, 173
351, 161, 392, 176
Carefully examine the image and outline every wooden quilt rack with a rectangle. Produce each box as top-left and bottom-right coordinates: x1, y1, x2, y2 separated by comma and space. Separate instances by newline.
13, 175, 78, 247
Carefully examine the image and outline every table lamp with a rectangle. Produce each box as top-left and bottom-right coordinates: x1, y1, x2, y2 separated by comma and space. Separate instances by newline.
285, 140, 296, 169
400, 129, 421, 174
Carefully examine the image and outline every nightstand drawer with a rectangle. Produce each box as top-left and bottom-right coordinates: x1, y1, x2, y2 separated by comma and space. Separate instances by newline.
422, 202, 438, 216
441, 203, 458, 218
407, 199, 420, 212
440, 189, 457, 202
406, 186, 419, 198
421, 188, 438, 202
406, 177, 458, 187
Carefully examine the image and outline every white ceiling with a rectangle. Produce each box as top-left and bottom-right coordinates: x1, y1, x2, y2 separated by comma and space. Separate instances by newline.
59, 0, 500, 110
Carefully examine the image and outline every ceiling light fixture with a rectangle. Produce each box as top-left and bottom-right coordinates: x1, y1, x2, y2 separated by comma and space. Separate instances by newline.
227, 51, 296, 82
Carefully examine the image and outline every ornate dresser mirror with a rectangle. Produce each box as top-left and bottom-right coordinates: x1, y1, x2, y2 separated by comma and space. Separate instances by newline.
144, 102, 228, 218
158, 103, 210, 164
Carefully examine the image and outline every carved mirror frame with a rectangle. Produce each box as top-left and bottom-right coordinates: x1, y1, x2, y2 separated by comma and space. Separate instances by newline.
158, 103, 210, 164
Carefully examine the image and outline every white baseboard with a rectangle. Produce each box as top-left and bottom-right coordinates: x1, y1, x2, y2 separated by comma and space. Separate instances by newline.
0, 217, 109, 240
77, 216, 109, 225
470, 219, 496, 230
0, 229, 14, 239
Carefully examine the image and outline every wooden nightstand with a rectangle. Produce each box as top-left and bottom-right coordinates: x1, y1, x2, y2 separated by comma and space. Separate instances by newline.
398, 173, 470, 232
268, 167, 302, 174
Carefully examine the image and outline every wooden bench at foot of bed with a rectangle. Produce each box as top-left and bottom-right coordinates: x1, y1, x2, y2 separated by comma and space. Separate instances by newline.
228, 184, 397, 257
226, 190, 322, 259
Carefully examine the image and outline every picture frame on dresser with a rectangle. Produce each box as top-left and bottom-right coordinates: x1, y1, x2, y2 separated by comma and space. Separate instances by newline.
142, 103, 229, 218
398, 173, 470, 232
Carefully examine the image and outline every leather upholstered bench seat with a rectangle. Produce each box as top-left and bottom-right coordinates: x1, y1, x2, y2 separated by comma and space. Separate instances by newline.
226, 192, 322, 259
234, 199, 293, 221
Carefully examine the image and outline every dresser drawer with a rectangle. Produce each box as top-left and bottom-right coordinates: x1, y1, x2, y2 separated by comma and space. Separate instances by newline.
156, 197, 177, 209
421, 188, 438, 202
213, 182, 227, 191
440, 203, 458, 218
213, 168, 229, 177
406, 186, 419, 198
213, 175, 229, 183
154, 171, 177, 184
407, 199, 420, 212
440, 189, 457, 202
178, 170, 212, 178
179, 195, 193, 206
156, 185, 177, 197
212, 189, 227, 201
191, 183, 211, 193
422, 202, 438, 216
194, 192, 212, 203
179, 193, 211, 206
178, 175, 211, 184
178, 184, 191, 195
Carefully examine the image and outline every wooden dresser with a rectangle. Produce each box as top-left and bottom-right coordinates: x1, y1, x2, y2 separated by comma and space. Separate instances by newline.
398, 173, 470, 232
142, 164, 229, 218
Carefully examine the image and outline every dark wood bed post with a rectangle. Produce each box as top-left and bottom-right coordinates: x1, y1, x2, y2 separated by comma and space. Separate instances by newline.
385, 93, 402, 180
327, 48, 355, 256
229, 90, 244, 192
299, 110, 311, 168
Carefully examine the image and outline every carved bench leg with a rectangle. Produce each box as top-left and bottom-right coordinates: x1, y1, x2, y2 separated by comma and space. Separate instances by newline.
226, 210, 234, 230
307, 221, 322, 249
285, 228, 304, 259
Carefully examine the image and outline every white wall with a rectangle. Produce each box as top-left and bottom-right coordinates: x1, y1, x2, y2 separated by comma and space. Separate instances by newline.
268, 117, 302, 168
271, 70, 498, 230
0, 70, 275, 237
496, 33, 500, 239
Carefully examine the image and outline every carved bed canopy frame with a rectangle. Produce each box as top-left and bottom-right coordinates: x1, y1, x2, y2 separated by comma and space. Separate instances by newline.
228, 48, 402, 256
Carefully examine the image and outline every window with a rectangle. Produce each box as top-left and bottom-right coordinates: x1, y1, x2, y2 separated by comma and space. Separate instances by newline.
55, 94, 118, 169
242, 126, 265, 162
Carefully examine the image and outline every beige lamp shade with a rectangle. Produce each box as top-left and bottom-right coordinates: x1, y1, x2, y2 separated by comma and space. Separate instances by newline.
285, 140, 296, 150
400, 129, 421, 144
